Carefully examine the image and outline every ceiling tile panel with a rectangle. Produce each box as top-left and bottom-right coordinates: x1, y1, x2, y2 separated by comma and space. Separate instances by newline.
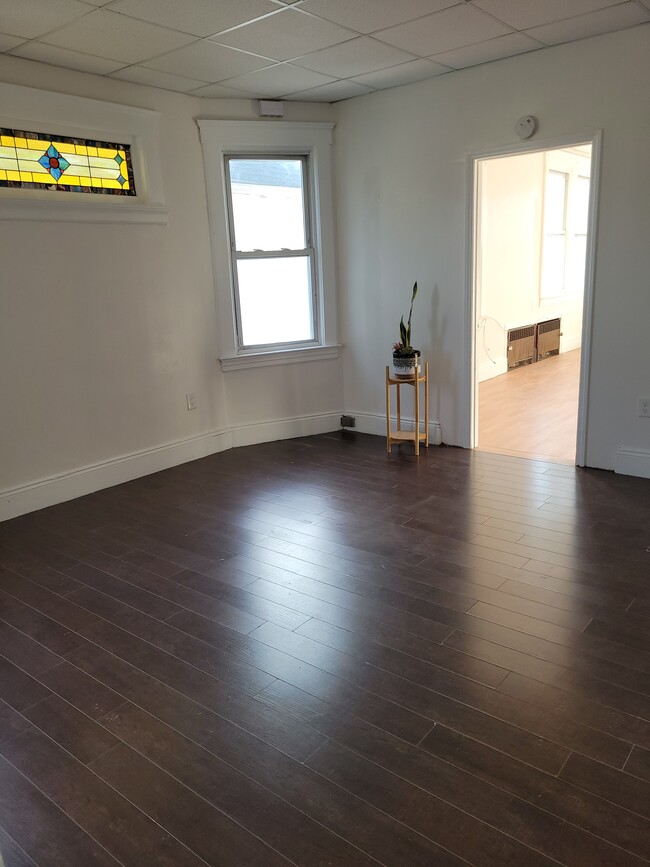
293, 36, 417, 77
107, 0, 278, 38
374, 4, 512, 56
145, 40, 273, 81
351, 58, 451, 88
299, 0, 459, 34
285, 79, 374, 101
42, 9, 196, 63
221, 63, 336, 97
211, 7, 357, 61
9, 41, 126, 73
525, 2, 650, 45
109, 65, 209, 92
0, 0, 90, 39
473, 0, 623, 30
0, 33, 26, 52
189, 81, 261, 98
431, 31, 543, 68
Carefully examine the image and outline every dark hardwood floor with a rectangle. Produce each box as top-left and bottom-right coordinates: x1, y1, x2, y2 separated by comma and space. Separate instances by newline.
0, 431, 649, 866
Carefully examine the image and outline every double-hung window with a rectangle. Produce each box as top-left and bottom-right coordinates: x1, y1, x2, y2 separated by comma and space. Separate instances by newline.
198, 120, 339, 371
224, 155, 316, 349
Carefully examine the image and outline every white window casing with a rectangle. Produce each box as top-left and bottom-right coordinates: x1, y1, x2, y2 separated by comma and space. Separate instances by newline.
197, 120, 339, 371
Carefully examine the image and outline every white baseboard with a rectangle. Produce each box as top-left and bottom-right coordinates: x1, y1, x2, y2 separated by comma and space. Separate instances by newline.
230, 412, 341, 448
615, 447, 650, 479
0, 427, 233, 522
351, 411, 442, 446
478, 358, 508, 382
561, 336, 582, 353
0, 413, 344, 522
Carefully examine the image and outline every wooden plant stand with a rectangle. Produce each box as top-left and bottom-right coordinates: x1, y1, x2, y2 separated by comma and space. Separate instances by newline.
385, 362, 429, 455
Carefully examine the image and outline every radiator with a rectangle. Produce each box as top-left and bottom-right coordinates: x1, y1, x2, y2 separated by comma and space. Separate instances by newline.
507, 325, 536, 370
537, 318, 561, 360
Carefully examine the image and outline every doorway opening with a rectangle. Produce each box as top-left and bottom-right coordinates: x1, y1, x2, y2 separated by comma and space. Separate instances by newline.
469, 137, 599, 465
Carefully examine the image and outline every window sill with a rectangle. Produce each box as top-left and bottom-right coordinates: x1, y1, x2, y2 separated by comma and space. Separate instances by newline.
0, 196, 168, 225
220, 344, 341, 372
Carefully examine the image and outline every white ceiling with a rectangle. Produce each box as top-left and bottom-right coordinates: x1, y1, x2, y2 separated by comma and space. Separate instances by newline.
1, 0, 648, 102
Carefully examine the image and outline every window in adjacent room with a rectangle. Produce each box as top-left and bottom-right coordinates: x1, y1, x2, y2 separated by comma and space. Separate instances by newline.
540, 150, 591, 300
224, 155, 316, 350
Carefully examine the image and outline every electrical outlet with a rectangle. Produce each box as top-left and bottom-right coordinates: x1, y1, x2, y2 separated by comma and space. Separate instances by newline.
186, 392, 197, 411
639, 398, 650, 418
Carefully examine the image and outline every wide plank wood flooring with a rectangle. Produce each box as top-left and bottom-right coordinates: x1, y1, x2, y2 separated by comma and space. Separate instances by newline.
1, 432, 649, 866
479, 349, 581, 464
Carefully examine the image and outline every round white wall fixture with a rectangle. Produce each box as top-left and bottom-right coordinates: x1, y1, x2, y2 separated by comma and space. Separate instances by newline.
515, 115, 537, 140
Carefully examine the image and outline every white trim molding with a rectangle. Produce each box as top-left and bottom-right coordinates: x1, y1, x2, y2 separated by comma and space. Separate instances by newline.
0, 428, 232, 522
0, 412, 343, 521
615, 447, 650, 479
197, 118, 338, 366
221, 344, 340, 371
0, 82, 167, 225
230, 412, 341, 448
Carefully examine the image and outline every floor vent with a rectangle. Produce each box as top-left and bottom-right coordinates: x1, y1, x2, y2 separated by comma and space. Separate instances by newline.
537, 318, 561, 360
507, 325, 536, 370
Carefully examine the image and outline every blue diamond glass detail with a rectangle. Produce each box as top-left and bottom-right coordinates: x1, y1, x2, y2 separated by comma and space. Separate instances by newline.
38, 144, 70, 182
114, 153, 124, 165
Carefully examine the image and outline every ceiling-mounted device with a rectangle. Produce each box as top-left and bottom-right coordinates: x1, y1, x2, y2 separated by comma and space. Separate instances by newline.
257, 100, 284, 117
515, 115, 537, 140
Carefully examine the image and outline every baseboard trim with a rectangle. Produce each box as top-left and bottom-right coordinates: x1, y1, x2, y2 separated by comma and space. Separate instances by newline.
230, 412, 341, 448
478, 358, 508, 382
0, 428, 232, 522
0, 413, 344, 521
351, 411, 442, 446
615, 447, 650, 479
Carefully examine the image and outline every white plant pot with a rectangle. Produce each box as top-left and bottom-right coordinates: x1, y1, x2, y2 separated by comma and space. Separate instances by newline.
392, 352, 420, 378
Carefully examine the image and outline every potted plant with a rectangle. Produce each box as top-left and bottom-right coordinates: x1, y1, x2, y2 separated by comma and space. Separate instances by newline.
392, 281, 420, 378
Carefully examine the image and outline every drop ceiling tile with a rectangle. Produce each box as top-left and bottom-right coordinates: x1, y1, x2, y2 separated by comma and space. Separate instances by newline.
0, 33, 27, 52
221, 63, 336, 97
293, 36, 416, 77
375, 4, 512, 56
351, 58, 451, 88
211, 7, 357, 61
0, 0, 90, 40
284, 79, 374, 101
473, 0, 622, 30
299, 0, 459, 34
431, 31, 543, 68
108, 0, 278, 38
9, 41, 126, 73
190, 81, 261, 98
42, 9, 196, 63
145, 39, 273, 81
110, 65, 209, 92
525, 2, 650, 45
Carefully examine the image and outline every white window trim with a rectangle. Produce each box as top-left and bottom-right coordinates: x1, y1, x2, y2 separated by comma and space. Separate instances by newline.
0, 82, 167, 225
197, 119, 339, 370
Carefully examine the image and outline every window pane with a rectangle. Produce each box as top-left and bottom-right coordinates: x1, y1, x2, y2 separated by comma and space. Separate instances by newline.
541, 234, 566, 298
566, 234, 587, 294
544, 170, 567, 233
237, 256, 313, 346
574, 175, 590, 233
229, 158, 306, 252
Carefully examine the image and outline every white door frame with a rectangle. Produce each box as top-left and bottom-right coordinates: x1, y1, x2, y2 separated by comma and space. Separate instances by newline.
465, 130, 602, 466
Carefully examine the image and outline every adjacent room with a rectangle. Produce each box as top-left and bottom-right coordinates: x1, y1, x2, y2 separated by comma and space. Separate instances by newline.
1, 2, 649, 865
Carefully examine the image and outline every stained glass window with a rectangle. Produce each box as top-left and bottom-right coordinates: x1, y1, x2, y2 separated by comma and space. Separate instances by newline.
0, 128, 135, 195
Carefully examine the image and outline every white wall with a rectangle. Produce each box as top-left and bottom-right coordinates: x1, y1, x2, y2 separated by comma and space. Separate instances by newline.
334, 25, 650, 473
0, 55, 340, 518
477, 150, 585, 382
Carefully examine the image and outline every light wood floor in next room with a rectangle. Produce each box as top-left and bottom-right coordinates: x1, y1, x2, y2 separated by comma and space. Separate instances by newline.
479, 349, 581, 464
0, 431, 650, 866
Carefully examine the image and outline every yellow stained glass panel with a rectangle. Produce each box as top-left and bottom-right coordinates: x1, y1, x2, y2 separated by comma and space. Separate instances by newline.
0, 128, 134, 195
